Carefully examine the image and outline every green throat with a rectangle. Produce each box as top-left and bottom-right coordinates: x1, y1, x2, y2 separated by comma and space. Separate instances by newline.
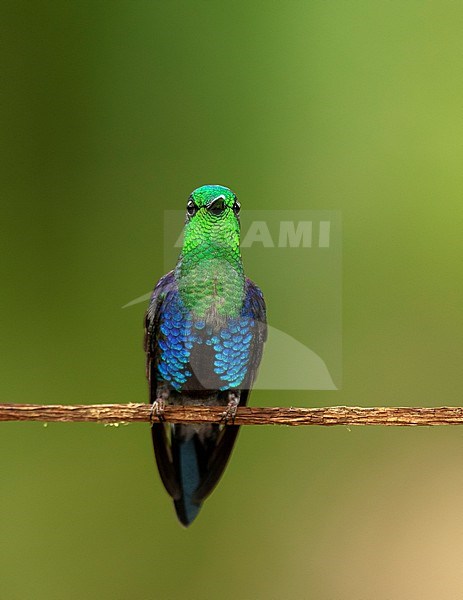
175, 185, 245, 319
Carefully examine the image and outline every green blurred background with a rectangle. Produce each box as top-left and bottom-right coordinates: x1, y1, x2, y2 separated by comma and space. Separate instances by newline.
1, 2, 463, 599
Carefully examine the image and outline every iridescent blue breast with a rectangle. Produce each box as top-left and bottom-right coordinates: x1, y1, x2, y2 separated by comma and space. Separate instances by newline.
156, 287, 259, 392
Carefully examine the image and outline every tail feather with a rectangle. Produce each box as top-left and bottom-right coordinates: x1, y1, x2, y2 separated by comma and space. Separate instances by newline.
151, 423, 181, 500
192, 425, 240, 503
172, 435, 203, 526
152, 422, 240, 527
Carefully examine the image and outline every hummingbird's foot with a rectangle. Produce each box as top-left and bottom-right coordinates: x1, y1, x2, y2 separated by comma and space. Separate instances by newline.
150, 385, 170, 423
150, 398, 166, 423
220, 392, 240, 424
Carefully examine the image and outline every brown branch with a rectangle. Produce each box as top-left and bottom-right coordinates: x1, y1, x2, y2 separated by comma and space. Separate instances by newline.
1, 403, 463, 426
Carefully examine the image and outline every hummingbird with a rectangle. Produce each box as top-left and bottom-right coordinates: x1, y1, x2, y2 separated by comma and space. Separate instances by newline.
144, 185, 267, 526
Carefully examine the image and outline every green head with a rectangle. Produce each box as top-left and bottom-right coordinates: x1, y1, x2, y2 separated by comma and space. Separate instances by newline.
176, 185, 244, 317
181, 184, 241, 259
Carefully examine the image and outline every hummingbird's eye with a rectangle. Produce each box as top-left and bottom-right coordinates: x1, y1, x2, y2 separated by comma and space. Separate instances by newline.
186, 199, 197, 217
233, 200, 241, 215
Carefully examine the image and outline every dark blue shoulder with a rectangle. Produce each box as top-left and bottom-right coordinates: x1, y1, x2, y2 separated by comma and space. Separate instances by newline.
245, 278, 264, 299
244, 278, 267, 340
145, 270, 177, 352
152, 270, 177, 297
245, 277, 266, 312
147, 270, 177, 311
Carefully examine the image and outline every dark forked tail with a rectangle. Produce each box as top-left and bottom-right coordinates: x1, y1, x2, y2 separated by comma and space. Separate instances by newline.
151, 422, 241, 527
